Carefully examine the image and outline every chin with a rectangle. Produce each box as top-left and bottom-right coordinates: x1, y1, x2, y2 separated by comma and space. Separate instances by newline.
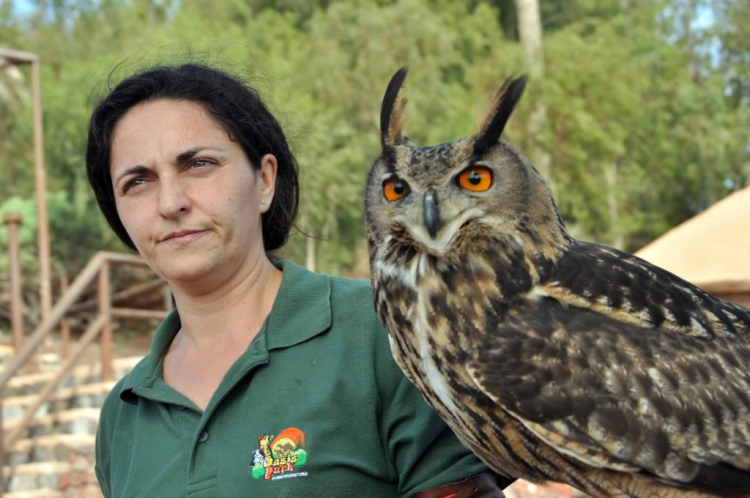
155, 256, 225, 286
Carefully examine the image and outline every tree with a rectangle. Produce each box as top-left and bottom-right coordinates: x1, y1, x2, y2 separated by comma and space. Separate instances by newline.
0, 0, 746, 282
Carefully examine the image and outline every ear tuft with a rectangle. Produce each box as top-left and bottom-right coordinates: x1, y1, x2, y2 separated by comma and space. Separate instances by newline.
380, 67, 409, 149
473, 76, 527, 156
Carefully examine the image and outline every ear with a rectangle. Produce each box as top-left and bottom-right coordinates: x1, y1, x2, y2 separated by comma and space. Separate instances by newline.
258, 153, 278, 214
473, 76, 527, 156
380, 67, 409, 150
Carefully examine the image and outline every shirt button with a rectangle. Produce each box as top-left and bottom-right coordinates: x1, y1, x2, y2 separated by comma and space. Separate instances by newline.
198, 431, 209, 443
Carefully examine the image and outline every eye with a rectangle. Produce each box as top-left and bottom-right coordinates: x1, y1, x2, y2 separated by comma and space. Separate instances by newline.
382, 177, 410, 202
122, 178, 146, 194
457, 166, 493, 192
192, 159, 213, 167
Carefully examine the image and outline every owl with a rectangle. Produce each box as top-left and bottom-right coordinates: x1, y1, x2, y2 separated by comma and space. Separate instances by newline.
364, 68, 750, 497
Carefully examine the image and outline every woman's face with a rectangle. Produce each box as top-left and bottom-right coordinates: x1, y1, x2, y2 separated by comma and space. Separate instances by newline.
110, 99, 276, 290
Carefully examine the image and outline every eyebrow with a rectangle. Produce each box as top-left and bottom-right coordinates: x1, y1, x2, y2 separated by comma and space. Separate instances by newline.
114, 147, 225, 186
115, 165, 151, 187
176, 146, 209, 165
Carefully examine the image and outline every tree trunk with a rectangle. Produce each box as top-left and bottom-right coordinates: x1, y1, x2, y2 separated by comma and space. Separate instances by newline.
515, 0, 552, 185
515, 0, 544, 79
306, 235, 316, 272
604, 161, 624, 250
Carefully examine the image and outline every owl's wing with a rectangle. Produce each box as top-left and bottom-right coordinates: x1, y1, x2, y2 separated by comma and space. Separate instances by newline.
466, 300, 750, 493
539, 241, 750, 341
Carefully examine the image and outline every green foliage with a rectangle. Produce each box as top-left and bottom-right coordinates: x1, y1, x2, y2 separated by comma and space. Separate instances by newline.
540, 4, 744, 248
0, 192, 115, 280
0, 0, 747, 278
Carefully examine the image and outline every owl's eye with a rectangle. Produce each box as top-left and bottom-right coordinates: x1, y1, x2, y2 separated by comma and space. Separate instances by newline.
458, 166, 493, 192
383, 177, 410, 202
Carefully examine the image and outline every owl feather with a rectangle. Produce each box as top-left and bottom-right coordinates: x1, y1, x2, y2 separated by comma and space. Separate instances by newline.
364, 67, 750, 497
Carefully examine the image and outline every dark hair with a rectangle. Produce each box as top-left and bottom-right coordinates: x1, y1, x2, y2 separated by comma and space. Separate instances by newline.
85, 63, 299, 252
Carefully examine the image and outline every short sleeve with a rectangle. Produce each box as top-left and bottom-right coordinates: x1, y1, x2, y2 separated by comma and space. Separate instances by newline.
95, 378, 127, 498
95, 464, 110, 498
373, 322, 491, 496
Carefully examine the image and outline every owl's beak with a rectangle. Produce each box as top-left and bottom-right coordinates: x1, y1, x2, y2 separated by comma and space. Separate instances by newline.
423, 190, 442, 239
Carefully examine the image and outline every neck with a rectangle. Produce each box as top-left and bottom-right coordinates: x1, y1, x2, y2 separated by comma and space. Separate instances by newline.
168, 255, 283, 349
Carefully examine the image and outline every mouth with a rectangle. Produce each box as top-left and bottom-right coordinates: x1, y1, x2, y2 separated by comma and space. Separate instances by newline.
160, 230, 207, 243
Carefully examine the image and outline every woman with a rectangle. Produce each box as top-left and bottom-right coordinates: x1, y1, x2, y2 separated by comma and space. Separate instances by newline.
87, 63, 511, 497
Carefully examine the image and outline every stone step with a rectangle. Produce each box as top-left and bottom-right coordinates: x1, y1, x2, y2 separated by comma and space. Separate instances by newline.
2, 382, 117, 425
0, 344, 15, 364
2, 461, 99, 494
5, 357, 142, 397
4, 408, 101, 441
2, 433, 101, 496
2, 439, 100, 495
2, 462, 71, 493
4, 489, 64, 498
9, 434, 96, 466
0, 347, 65, 375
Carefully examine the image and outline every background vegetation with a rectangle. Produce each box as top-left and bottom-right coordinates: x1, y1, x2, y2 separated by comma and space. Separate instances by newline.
1, 0, 748, 321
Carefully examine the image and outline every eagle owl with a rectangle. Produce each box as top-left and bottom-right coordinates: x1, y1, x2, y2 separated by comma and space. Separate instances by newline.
364, 68, 750, 497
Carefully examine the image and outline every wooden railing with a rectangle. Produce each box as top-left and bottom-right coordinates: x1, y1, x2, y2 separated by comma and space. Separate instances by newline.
0, 251, 168, 495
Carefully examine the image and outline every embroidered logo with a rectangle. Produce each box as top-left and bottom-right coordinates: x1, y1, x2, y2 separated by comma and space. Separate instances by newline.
251, 427, 308, 481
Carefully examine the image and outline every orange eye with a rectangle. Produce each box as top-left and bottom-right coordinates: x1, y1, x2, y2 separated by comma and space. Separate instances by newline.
383, 177, 410, 202
458, 166, 493, 192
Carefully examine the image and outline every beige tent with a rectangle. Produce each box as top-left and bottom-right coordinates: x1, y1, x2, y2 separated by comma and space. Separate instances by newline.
635, 187, 750, 308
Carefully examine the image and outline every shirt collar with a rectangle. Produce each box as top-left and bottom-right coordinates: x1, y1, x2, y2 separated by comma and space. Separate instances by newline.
265, 259, 332, 350
119, 259, 331, 403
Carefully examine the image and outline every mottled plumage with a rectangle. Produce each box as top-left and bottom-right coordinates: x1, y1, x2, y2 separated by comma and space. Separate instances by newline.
364, 68, 750, 497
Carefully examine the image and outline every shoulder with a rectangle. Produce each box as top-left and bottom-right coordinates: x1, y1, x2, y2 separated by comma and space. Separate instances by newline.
282, 263, 400, 382
323, 274, 401, 379
318, 271, 401, 369
328, 274, 374, 305
549, 241, 750, 336
327, 275, 380, 325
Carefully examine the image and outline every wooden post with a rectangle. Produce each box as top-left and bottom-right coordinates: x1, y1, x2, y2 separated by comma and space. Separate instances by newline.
59, 275, 70, 359
4, 212, 24, 351
31, 58, 52, 322
0, 48, 52, 332
98, 259, 113, 382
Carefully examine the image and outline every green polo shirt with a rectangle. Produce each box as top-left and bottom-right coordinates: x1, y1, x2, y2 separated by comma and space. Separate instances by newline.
95, 259, 488, 497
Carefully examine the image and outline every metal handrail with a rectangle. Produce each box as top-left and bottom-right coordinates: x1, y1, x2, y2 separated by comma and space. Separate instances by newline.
0, 251, 164, 495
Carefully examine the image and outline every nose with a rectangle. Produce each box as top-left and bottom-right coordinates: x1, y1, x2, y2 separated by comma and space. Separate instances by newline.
423, 189, 441, 239
157, 174, 191, 219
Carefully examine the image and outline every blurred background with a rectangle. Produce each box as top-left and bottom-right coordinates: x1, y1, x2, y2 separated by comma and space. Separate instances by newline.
2, 0, 749, 281
0, 0, 749, 496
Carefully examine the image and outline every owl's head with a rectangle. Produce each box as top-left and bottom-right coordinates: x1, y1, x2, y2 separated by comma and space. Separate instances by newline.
364, 68, 568, 260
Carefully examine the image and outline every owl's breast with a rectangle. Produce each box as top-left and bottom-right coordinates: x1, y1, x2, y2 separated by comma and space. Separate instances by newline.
370, 256, 425, 382
413, 289, 464, 417
372, 250, 543, 460
371, 253, 471, 409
